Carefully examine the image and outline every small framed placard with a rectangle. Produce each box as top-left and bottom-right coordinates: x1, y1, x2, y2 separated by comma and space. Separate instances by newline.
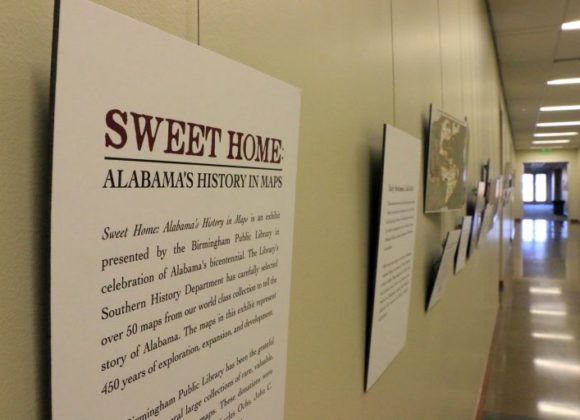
455, 216, 472, 274
427, 229, 461, 311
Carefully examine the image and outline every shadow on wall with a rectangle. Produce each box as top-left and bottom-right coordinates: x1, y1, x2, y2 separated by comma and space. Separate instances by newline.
32, 67, 52, 417
363, 127, 387, 388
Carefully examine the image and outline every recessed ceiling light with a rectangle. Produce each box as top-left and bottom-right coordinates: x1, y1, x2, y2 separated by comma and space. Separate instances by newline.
538, 401, 580, 418
537, 121, 580, 127
562, 20, 580, 31
532, 332, 574, 341
530, 287, 562, 294
535, 358, 580, 374
530, 309, 567, 316
534, 132, 577, 137
547, 78, 580, 85
540, 105, 580, 112
532, 140, 571, 145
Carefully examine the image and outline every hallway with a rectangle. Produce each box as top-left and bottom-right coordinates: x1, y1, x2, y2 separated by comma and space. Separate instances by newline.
523, 204, 567, 222
483, 219, 580, 419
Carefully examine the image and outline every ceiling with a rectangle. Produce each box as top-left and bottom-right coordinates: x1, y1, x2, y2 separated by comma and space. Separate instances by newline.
488, 0, 580, 151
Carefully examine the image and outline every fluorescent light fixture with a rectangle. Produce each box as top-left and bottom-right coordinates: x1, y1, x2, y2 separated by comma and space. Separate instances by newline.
530, 309, 567, 316
534, 132, 577, 137
540, 105, 580, 111
535, 358, 580, 374
532, 140, 570, 145
530, 287, 562, 295
547, 78, 580, 85
532, 332, 573, 341
538, 401, 580, 418
537, 121, 580, 127
562, 20, 580, 31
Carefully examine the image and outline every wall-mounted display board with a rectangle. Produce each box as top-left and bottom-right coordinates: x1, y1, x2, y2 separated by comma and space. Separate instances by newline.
485, 176, 502, 231
502, 164, 514, 208
454, 216, 472, 274
50, 1, 300, 419
481, 159, 490, 185
503, 163, 512, 190
366, 125, 421, 391
479, 204, 495, 244
468, 182, 486, 255
427, 229, 461, 311
487, 176, 502, 208
425, 107, 469, 213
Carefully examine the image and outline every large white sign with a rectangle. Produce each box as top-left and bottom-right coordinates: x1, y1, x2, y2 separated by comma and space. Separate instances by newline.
50, 1, 300, 419
366, 125, 421, 390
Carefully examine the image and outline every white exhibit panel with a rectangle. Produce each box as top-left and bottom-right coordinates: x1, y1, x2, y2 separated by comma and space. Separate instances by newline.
469, 182, 487, 254
455, 216, 472, 274
366, 125, 421, 391
50, 1, 300, 419
427, 229, 461, 312
479, 204, 495, 244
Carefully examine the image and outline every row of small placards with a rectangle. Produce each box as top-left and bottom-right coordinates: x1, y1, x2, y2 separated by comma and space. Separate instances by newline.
427, 176, 507, 311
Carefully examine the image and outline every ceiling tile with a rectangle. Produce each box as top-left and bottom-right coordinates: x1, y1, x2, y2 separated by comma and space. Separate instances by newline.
508, 99, 542, 119
564, 1, 580, 22
509, 117, 538, 133
502, 62, 552, 102
514, 129, 536, 141
503, 62, 553, 82
504, 82, 545, 102
550, 60, 580, 78
537, 110, 580, 123
497, 29, 559, 63
489, 0, 567, 33
543, 84, 580, 103
555, 31, 580, 59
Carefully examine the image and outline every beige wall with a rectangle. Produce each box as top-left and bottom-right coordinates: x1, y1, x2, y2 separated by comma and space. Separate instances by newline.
514, 149, 580, 221
1, 1, 513, 418
500, 105, 516, 282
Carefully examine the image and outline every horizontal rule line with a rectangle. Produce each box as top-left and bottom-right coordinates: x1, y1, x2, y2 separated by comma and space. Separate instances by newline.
104, 156, 283, 172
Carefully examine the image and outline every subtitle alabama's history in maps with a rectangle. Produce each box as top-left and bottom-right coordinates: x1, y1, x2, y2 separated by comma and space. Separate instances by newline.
50, 1, 300, 418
